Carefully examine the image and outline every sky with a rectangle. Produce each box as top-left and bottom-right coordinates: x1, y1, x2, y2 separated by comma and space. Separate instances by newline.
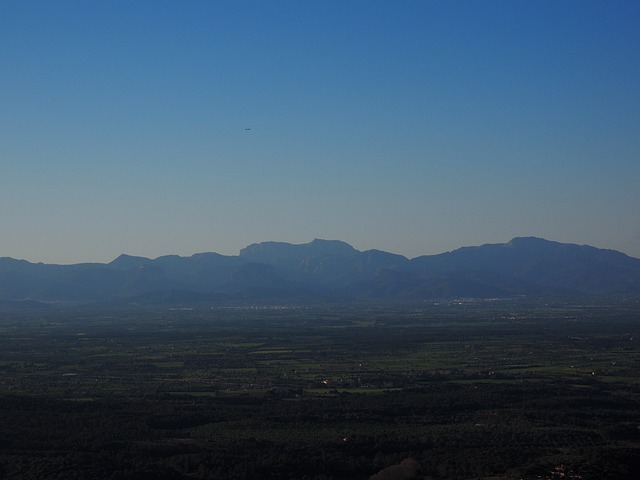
2, 0, 639, 264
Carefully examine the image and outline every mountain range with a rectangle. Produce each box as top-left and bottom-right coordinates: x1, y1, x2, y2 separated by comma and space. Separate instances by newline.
1, 237, 639, 305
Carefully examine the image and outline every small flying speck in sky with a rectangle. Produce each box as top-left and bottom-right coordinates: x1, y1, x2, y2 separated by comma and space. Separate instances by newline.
1, 1, 639, 263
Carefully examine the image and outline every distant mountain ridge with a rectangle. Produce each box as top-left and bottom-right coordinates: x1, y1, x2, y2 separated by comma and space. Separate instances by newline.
1, 237, 639, 304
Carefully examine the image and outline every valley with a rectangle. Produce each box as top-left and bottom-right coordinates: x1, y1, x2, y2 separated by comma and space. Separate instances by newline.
0, 299, 639, 479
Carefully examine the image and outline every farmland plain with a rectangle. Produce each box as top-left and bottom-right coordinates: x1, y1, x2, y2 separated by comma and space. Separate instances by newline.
0, 298, 639, 479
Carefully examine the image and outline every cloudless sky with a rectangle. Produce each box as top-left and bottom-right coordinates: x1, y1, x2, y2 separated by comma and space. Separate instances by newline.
2, 0, 639, 263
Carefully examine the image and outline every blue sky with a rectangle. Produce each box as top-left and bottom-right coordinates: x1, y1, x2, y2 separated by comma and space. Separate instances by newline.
2, 0, 639, 263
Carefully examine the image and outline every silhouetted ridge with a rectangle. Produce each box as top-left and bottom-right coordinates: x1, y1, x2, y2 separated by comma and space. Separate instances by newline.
240, 239, 357, 263
1, 237, 639, 304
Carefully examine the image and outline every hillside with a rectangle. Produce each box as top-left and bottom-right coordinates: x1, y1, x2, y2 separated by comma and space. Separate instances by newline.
1, 237, 639, 304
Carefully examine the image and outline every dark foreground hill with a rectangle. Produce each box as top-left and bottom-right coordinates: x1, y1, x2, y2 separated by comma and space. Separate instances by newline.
1, 237, 639, 304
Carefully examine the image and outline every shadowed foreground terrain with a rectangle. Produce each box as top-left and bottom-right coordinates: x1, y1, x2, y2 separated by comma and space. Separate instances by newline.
0, 299, 639, 479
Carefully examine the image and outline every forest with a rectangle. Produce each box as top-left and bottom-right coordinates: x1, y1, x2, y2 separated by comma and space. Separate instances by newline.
0, 298, 639, 479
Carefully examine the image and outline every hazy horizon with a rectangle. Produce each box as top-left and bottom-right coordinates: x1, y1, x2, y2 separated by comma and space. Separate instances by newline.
2, 1, 639, 264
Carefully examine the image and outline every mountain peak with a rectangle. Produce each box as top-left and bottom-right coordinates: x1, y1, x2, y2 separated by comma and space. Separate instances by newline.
307, 238, 358, 254
108, 254, 151, 270
506, 237, 557, 247
239, 239, 357, 260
